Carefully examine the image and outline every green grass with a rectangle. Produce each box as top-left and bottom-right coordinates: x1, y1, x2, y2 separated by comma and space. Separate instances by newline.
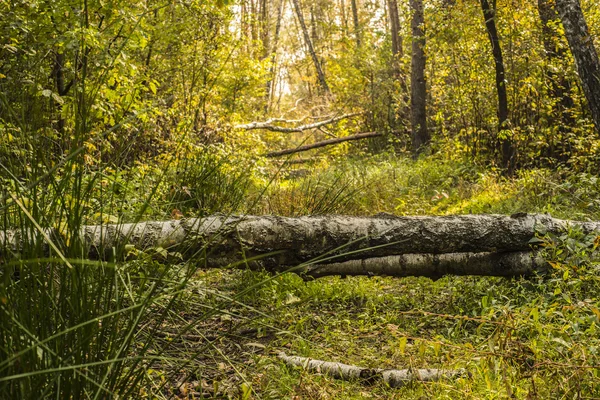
3, 143, 600, 398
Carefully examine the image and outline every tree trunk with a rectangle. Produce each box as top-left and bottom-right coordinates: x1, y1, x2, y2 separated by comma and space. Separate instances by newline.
410, 0, 429, 154
301, 251, 546, 280
554, 0, 600, 132
4, 214, 597, 277
537, 0, 575, 160
292, 0, 330, 94
260, 0, 270, 60
266, 0, 285, 111
538, 0, 574, 114
481, 0, 514, 172
53, 51, 72, 135
351, 0, 361, 49
387, 0, 402, 59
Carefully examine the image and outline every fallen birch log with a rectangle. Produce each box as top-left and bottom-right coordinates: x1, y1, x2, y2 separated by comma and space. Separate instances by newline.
234, 113, 361, 132
278, 353, 468, 387
1, 213, 596, 277
299, 251, 547, 280
265, 132, 382, 157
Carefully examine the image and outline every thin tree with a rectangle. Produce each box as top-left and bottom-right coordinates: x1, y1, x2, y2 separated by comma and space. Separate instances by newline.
480, 0, 514, 172
351, 0, 361, 48
266, 0, 285, 111
410, 0, 429, 154
260, 0, 270, 60
387, 0, 402, 60
555, 0, 600, 132
292, 0, 330, 93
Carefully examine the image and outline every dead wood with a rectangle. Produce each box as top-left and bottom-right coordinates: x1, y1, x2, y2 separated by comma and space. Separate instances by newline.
278, 352, 468, 387
234, 113, 361, 132
2, 213, 596, 278
265, 132, 382, 157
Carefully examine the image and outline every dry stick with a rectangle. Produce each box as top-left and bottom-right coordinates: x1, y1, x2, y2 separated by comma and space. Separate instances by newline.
265, 132, 382, 157
278, 353, 468, 387
235, 113, 361, 132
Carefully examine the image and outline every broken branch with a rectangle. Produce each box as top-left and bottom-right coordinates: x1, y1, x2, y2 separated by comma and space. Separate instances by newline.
278, 353, 468, 387
265, 132, 382, 157
235, 113, 361, 132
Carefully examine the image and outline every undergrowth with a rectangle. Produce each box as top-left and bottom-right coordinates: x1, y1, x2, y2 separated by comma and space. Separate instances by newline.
3, 143, 600, 398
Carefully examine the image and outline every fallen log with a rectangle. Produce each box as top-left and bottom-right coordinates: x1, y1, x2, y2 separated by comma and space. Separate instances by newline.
234, 113, 361, 132
299, 251, 547, 280
1, 213, 596, 277
278, 353, 468, 387
265, 132, 382, 157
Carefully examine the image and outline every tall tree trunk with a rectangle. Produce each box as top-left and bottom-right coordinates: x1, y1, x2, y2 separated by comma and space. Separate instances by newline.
260, 0, 270, 60
351, 0, 361, 49
555, 0, 600, 132
410, 0, 429, 154
292, 0, 330, 93
387, 0, 402, 59
480, 0, 514, 172
266, 0, 285, 112
538, 0, 573, 112
537, 0, 574, 160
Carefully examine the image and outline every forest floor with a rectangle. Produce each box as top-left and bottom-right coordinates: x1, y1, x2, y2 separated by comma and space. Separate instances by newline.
140, 155, 600, 399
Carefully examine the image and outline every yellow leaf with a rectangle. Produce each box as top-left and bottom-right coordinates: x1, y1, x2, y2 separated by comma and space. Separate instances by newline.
398, 337, 407, 355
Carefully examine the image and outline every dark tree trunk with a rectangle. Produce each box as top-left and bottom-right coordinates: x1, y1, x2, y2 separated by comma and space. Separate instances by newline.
537, 0, 575, 160
292, 0, 330, 93
351, 0, 361, 48
410, 0, 429, 154
53, 51, 73, 135
481, 0, 514, 172
555, 0, 600, 132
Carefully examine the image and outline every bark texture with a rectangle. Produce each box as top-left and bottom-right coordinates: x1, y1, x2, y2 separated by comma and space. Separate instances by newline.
265, 132, 382, 157
301, 251, 546, 280
555, 0, 600, 131
410, 0, 429, 154
481, 0, 514, 172
2, 214, 597, 276
278, 353, 468, 387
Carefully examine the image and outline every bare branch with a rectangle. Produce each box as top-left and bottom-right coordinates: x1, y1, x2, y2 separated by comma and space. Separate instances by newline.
235, 113, 362, 132
265, 131, 382, 157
